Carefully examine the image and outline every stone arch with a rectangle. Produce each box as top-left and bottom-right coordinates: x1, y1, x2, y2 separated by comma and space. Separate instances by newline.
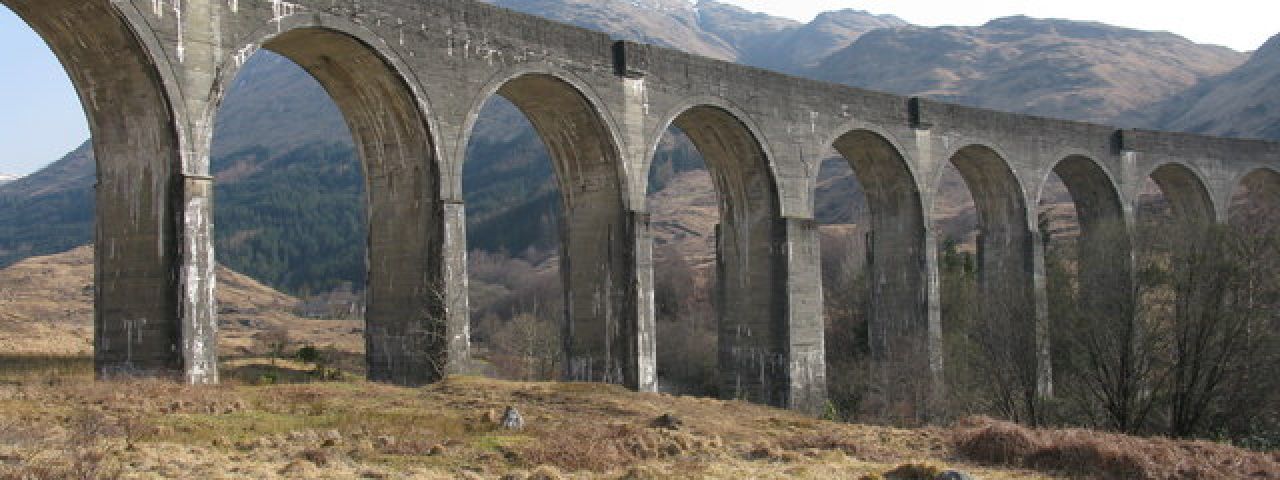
1145, 162, 1217, 224
1230, 167, 1280, 216
210, 23, 453, 386
1041, 154, 1129, 240
646, 102, 786, 406
459, 69, 642, 387
828, 128, 935, 419
940, 144, 1047, 402
1040, 155, 1134, 381
457, 65, 629, 207
2, 0, 208, 380
943, 144, 1033, 238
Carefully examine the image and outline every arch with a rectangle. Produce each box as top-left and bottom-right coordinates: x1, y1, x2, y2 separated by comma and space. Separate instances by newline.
942, 144, 1033, 236
458, 68, 640, 387
1041, 155, 1128, 239
3, 0, 205, 379
210, 23, 453, 386
938, 143, 1045, 409
1040, 155, 1135, 381
1146, 162, 1217, 224
829, 128, 935, 420
642, 102, 786, 405
1230, 167, 1280, 211
457, 65, 630, 207
645, 97, 783, 213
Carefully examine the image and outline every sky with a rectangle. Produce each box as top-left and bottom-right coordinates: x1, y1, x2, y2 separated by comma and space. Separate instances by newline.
2, 2, 1278, 177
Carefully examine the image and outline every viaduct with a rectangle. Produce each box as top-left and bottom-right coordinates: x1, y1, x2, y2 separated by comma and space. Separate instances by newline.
5, 0, 1279, 416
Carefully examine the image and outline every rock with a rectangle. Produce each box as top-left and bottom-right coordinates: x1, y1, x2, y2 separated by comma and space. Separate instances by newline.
375, 435, 396, 449
651, 413, 683, 430
935, 471, 975, 480
501, 406, 524, 430
528, 465, 563, 480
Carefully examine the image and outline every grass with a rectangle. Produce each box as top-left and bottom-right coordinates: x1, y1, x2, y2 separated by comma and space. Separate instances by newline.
0, 362, 1274, 479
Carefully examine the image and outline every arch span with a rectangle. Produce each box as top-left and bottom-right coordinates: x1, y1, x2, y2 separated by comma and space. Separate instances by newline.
940, 144, 1048, 405
209, 26, 457, 385
1147, 163, 1217, 225
830, 129, 936, 420
652, 104, 789, 406
1045, 155, 1132, 290
461, 71, 648, 389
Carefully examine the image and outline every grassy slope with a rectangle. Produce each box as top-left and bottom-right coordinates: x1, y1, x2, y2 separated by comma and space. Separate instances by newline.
3, 247, 1278, 479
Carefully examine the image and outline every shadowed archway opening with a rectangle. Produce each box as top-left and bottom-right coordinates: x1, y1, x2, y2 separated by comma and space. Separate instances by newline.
647, 127, 719, 397
211, 26, 444, 386
647, 105, 784, 406
819, 130, 929, 424
1037, 156, 1132, 428
463, 73, 633, 387
934, 145, 1042, 424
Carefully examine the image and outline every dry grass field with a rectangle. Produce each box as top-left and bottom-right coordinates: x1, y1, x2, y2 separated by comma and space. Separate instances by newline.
2, 248, 1277, 479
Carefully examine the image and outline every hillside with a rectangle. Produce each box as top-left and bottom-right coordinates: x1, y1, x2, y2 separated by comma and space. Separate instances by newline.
813, 16, 1245, 124
1131, 33, 1280, 140
0, 246, 361, 358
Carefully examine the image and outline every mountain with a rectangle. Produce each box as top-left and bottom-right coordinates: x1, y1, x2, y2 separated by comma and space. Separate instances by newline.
0, 174, 18, 185
0, 1, 1263, 295
735, 7, 908, 73
487, 0, 737, 60
813, 16, 1245, 123
1131, 33, 1280, 140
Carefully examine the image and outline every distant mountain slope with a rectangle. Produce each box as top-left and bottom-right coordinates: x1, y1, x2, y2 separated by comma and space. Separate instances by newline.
1131, 33, 1280, 140
487, 0, 738, 60
740, 8, 907, 73
813, 16, 1245, 123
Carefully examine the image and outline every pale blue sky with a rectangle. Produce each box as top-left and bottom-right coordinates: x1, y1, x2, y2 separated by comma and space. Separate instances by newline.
2, 2, 1276, 177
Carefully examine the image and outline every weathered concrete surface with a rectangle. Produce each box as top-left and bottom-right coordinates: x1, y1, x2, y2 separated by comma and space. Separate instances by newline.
7, 0, 1280, 413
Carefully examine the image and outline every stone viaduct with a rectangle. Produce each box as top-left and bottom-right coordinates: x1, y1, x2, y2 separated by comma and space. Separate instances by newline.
6, 0, 1279, 416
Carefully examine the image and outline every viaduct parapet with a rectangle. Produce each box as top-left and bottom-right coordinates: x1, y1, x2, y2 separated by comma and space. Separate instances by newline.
6, 0, 1278, 417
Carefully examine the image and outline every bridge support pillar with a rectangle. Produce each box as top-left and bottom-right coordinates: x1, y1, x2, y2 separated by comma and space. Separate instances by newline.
562, 205, 656, 392
95, 166, 219, 385
976, 226, 1051, 411
715, 217, 826, 412
867, 224, 944, 423
366, 194, 469, 385
778, 217, 828, 414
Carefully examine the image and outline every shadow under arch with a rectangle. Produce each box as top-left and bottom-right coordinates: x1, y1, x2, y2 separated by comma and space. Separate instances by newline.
1147, 163, 1217, 225
3, 0, 205, 380
210, 26, 454, 386
461, 71, 644, 388
830, 129, 935, 421
940, 144, 1046, 414
1044, 154, 1133, 306
650, 104, 787, 406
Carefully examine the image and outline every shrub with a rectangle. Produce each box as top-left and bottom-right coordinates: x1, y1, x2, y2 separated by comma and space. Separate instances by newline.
953, 417, 1039, 465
